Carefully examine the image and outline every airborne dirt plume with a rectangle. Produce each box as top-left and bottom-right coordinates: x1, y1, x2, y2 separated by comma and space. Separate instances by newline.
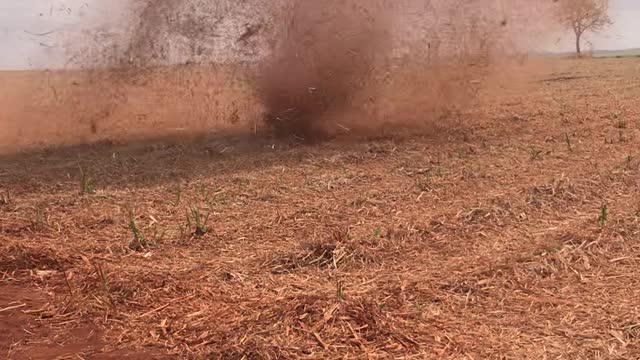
1, 0, 561, 151
254, 0, 559, 139
255, 0, 392, 139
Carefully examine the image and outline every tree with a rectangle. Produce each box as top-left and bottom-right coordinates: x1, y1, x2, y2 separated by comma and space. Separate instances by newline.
557, 0, 612, 56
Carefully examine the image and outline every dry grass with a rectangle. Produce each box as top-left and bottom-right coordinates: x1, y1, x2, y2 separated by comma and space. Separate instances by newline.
1, 58, 640, 359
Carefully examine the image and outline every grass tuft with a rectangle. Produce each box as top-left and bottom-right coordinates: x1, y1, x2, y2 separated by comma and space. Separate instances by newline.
78, 163, 94, 195
30, 203, 48, 231
0, 190, 9, 206
598, 203, 608, 228
529, 145, 543, 161
186, 206, 211, 237
174, 187, 182, 206
618, 129, 627, 143
564, 133, 572, 152
128, 210, 162, 251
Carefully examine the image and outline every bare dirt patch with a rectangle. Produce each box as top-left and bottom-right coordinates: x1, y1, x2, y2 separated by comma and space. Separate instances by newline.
0, 282, 168, 359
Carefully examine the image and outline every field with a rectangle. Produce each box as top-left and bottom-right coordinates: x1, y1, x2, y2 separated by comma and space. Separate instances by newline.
1, 58, 640, 359
593, 49, 640, 59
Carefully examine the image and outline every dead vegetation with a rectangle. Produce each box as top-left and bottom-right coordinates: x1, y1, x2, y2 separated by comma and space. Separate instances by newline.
1, 58, 640, 358
1, 0, 638, 358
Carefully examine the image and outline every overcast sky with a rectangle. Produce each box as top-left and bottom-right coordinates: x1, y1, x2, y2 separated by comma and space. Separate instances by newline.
567, 0, 640, 52
1, 0, 639, 70
0, 0, 130, 70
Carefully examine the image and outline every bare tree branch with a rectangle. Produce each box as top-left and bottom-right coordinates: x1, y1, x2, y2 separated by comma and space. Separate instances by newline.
557, 0, 612, 55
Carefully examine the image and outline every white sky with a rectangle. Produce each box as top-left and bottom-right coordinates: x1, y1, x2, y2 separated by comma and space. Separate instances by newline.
1, 0, 639, 70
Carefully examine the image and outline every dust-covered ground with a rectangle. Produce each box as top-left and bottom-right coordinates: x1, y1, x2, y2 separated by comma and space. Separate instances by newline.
0, 64, 260, 153
1, 57, 640, 359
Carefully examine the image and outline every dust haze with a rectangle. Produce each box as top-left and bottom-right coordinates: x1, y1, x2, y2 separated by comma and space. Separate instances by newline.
0, 0, 562, 151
